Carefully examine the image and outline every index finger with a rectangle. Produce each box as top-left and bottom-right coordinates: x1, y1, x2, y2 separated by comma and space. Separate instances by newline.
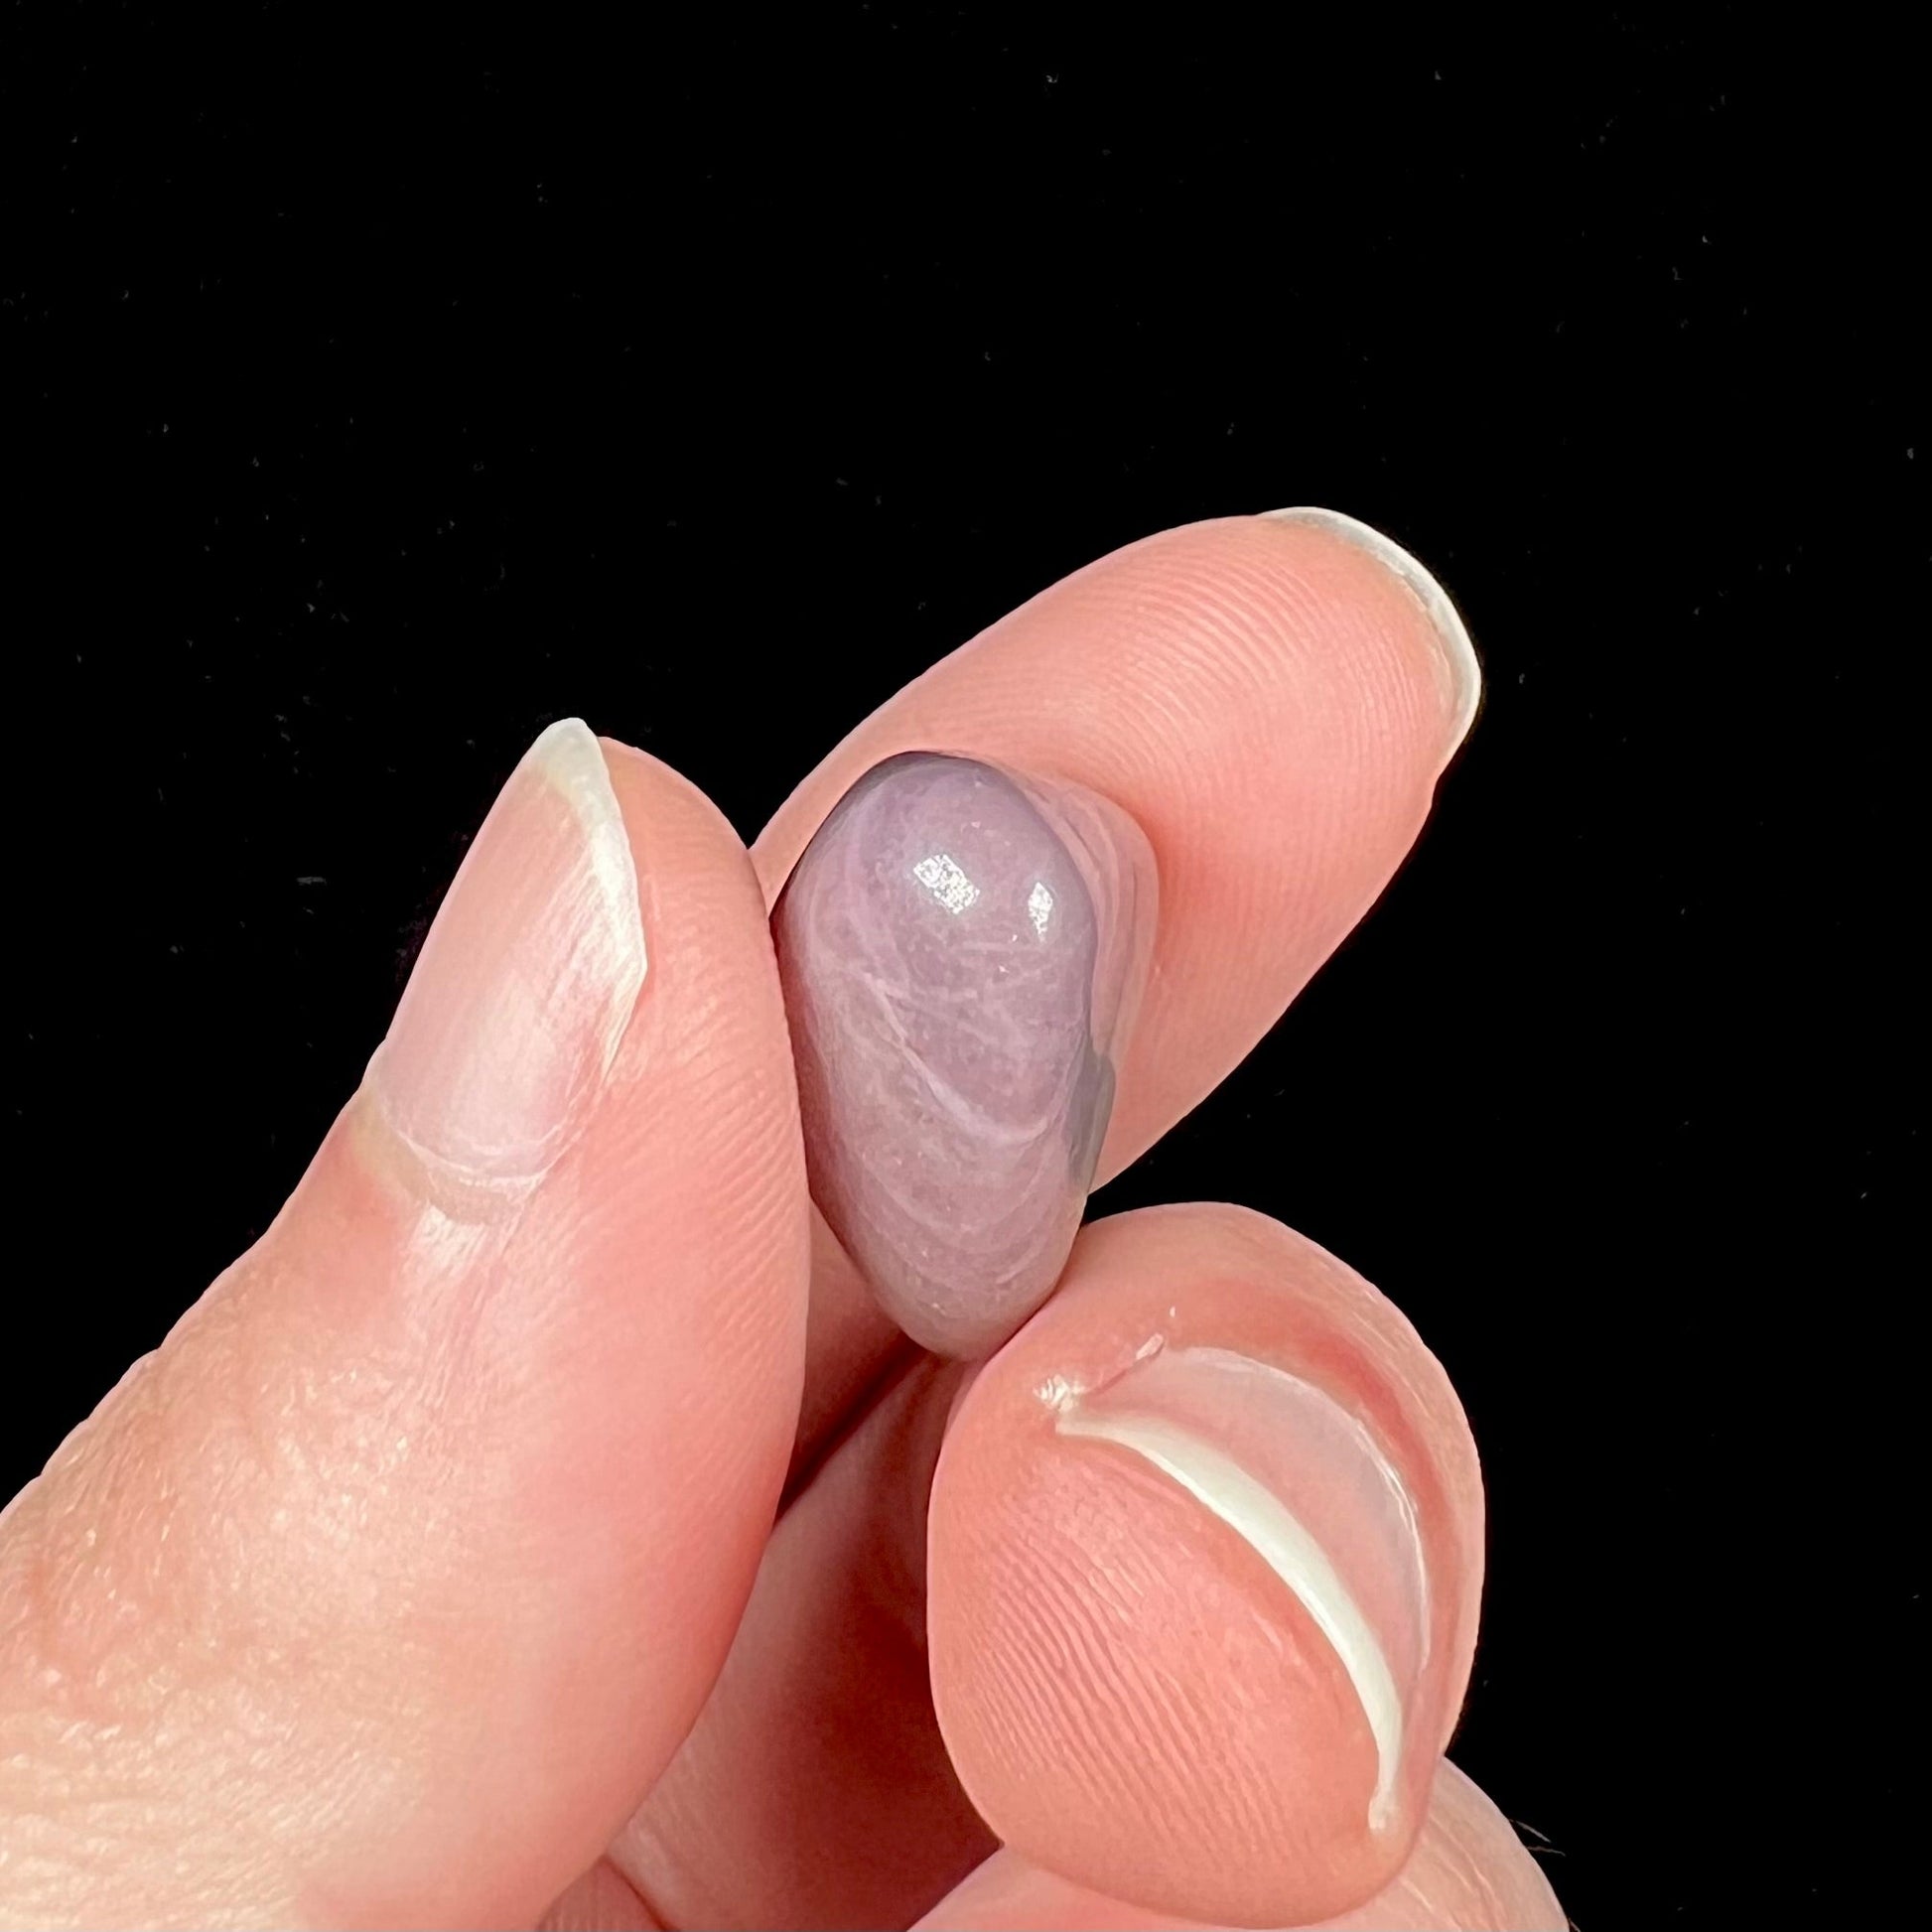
759, 508, 1479, 1437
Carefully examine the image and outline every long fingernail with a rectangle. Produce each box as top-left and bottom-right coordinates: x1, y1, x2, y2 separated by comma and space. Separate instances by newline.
1262, 506, 1482, 759
773, 753, 1156, 1356
367, 719, 646, 1186
1048, 1340, 1430, 1835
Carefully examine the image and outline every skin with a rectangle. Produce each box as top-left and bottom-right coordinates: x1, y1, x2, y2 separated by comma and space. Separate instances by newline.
0, 515, 1564, 1931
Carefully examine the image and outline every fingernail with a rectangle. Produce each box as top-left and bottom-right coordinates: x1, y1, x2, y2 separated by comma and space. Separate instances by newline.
367, 719, 646, 1186
1049, 1340, 1429, 1835
1262, 506, 1482, 759
773, 753, 1157, 1357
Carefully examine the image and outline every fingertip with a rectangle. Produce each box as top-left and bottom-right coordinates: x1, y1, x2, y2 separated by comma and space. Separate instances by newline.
0, 724, 812, 1928
1257, 507, 1482, 763
926, 1205, 1484, 1928
754, 512, 1479, 1221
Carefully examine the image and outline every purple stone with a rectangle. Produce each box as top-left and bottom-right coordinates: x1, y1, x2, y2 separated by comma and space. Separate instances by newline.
774, 753, 1155, 1356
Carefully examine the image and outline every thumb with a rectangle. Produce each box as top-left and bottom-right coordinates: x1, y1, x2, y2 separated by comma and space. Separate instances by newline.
0, 723, 808, 1929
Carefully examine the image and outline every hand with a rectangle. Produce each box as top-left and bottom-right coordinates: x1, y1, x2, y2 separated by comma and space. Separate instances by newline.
0, 512, 1563, 1931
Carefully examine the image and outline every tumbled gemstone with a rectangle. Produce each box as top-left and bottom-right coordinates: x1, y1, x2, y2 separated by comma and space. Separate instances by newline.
773, 753, 1155, 1356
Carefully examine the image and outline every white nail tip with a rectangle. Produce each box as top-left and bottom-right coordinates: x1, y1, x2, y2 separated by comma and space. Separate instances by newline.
527, 718, 648, 1075
1056, 1386, 1407, 1833
1260, 505, 1482, 758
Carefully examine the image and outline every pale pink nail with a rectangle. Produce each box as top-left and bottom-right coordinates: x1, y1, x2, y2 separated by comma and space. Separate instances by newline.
367, 719, 646, 1185
773, 753, 1156, 1356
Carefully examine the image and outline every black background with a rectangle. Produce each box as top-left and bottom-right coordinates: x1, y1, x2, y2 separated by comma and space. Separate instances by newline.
5, 9, 1920, 1926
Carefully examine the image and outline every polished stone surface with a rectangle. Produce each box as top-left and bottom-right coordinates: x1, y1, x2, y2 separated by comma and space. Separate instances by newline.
774, 753, 1154, 1355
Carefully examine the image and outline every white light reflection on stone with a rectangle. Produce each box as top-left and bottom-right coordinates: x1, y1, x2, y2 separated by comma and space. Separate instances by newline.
913, 851, 980, 914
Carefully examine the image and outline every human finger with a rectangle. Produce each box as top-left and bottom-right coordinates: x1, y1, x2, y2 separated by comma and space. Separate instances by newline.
927, 1203, 1484, 1927
605, 1202, 1479, 1931
0, 725, 808, 1928
758, 510, 1478, 1418
606, 1354, 991, 1931
912, 1760, 1564, 1931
